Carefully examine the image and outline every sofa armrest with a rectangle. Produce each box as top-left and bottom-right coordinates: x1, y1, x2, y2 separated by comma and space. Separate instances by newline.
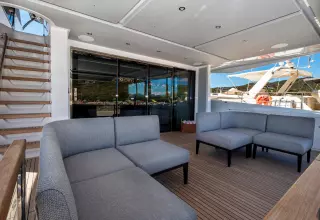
36, 135, 78, 220
196, 112, 221, 134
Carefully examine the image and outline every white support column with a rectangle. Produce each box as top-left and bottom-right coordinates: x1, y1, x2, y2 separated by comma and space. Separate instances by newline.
197, 65, 211, 113
276, 74, 298, 95
50, 26, 70, 121
248, 66, 280, 98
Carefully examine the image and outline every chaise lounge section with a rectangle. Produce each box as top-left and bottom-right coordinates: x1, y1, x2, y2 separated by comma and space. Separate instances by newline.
196, 111, 315, 171
196, 112, 267, 166
37, 116, 196, 220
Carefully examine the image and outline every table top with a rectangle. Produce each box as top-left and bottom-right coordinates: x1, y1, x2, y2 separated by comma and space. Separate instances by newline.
264, 154, 320, 220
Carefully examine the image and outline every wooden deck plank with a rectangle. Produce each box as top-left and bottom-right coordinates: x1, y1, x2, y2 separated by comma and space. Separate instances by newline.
5, 55, 50, 63
9, 38, 50, 48
6, 46, 49, 55
2, 76, 50, 82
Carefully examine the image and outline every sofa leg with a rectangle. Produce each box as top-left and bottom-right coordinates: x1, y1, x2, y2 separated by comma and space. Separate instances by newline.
246, 144, 252, 158
262, 147, 265, 152
266, 148, 269, 152
253, 144, 257, 159
307, 150, 311, 163
183, 163, 188, 184
227, 151, 232, 167
196, 140, 200, 155
297, 155, 302, 172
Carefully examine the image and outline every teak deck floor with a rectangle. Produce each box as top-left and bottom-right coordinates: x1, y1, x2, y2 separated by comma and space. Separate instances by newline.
26, 132, 318, 220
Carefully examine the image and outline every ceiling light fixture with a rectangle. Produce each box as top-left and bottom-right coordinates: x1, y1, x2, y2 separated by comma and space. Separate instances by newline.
271, 43, 288, 49
78, 35, 94, 42
215, 25, 221, 29
126, 42, 131, 46
193, 62, 203, 66
157, 50, 161, 53
179, 6, 186, 11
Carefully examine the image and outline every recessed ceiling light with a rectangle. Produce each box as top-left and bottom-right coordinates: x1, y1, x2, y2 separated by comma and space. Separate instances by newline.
193, 62, 203, 66
126, 42, 131, 46
78, 35, 94, 42
215, 25, 221, 29
179, 6, 186, 11
271, 43, 288, 49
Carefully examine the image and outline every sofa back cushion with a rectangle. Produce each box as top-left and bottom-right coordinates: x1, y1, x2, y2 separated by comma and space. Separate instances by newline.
37, 135, 78, 220
196, 112, 221, 133
220, 112, 267, 132
43, 117, 115, 158
115, 115, 160, 146
266, 115, 315, 139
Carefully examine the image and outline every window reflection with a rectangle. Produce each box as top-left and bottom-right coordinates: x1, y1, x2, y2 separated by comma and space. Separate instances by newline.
71, 51, 195, 132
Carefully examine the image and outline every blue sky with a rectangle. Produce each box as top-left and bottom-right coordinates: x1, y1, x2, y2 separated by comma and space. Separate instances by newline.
13, 9, 48, 36
211, 53, 320, 88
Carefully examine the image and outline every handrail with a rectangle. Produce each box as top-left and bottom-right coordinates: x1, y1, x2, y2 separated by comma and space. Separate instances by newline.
0, 140, 26, 220
0, 33, 8, 76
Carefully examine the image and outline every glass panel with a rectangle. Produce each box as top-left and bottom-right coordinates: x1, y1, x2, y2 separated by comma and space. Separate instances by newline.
118, 60, 148, 116
71, 53, 117, 118
149, 66, 173, 132
172, 69, 195, 130
3, 6, 49, 36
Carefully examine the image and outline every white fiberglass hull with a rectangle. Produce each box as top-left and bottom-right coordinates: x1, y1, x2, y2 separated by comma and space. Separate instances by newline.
211, 94, 312, 110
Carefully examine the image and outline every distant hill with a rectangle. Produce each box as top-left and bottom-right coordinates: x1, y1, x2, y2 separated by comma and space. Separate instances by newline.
211, 78, 318, 94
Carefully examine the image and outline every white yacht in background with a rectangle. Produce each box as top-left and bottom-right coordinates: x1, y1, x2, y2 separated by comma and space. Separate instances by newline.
211, 60, 318, 110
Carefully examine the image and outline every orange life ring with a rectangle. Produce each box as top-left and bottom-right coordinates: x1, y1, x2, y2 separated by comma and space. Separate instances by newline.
256, 95, 272, 106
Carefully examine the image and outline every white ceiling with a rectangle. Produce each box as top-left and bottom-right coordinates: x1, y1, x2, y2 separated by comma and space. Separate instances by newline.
2, 0, 320, 68
196, 12, 320, 60
40, 0, 140, 23
125, 0, 300, 47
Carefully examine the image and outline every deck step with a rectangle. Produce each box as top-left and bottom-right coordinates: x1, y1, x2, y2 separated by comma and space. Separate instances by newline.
0, 126, 42, 135
4, 65, 50, 73
1, 76, 50, 83
0, 88, 50, 93
0, 113, 51, 119
0, 141, 40, 154
6, 46, 50, 55
5, 55, 50, 63
9, 38, 50, 48
0, 101, 51, 105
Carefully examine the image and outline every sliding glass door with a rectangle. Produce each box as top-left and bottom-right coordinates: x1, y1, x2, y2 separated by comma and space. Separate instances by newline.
71, 54, 117, 118
118, 60, 148, 116
71, 51, 195, 132
172, 69, 195, 130
148, 66, 173, 132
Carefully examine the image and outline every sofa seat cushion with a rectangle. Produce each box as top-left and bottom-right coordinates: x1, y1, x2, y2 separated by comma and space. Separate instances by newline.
224, 128, 264, 137
197, 130, 252, 150
72, 167, 196, 220
64, 148, 135, 183
253, 132, 313, 155
117, 140, 189, 175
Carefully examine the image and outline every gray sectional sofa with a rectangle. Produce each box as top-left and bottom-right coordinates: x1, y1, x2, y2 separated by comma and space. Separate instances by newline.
196, 111, 315, 172
36, 115, 196, 220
